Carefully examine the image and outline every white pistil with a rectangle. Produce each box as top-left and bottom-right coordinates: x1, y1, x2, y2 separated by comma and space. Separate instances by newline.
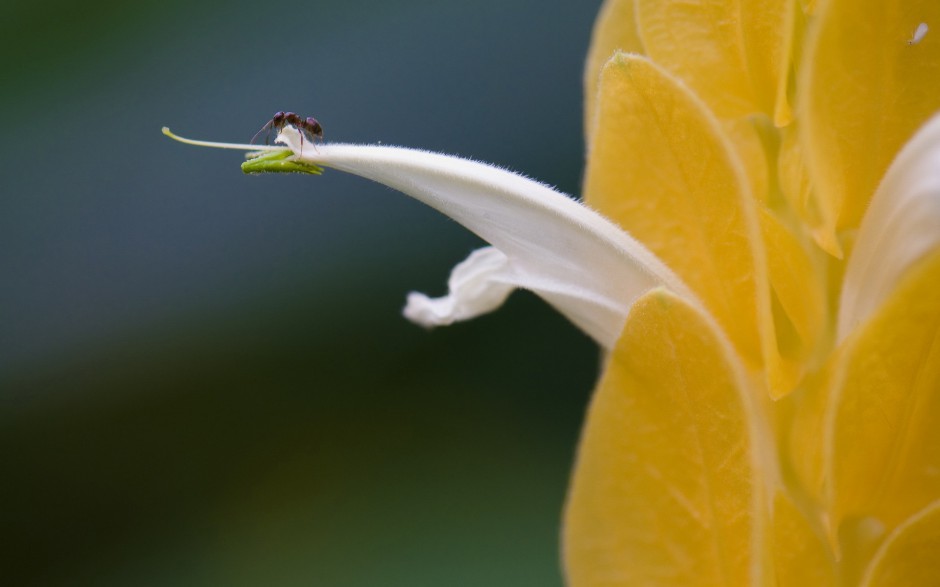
162, 127, 283, 151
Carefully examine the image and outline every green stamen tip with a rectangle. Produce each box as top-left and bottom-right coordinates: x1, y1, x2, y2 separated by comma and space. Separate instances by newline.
241, 149, 324, 175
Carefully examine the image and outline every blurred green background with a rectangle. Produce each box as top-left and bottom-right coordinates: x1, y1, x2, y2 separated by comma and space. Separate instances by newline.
0, 0, 602, 584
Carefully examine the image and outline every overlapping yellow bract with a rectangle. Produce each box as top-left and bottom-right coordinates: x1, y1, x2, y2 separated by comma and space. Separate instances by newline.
583, 54, 770, 371
635, 0, 792, 120
825, 250, 940, 532
584, 51, 831, 397
784, 251, 940, 582
564, 289, 767, 586
584, 0, 644, 142
800, 0, 940, 250
757, 207, 826, 365
583, 0, 798, 154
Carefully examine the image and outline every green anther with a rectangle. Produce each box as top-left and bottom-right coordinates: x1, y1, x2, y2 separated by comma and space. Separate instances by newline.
241, 149, 324, 175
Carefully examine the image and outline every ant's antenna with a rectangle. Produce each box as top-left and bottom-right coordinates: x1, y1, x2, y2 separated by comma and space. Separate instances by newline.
250, 120, 275, 145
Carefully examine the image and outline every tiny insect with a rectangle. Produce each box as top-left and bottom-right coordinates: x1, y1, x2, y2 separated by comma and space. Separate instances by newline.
908, 22, 929, 46
251, 111, 324, 154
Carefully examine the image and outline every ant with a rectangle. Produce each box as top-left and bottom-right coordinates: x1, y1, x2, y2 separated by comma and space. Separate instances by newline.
251, 111, 324, 155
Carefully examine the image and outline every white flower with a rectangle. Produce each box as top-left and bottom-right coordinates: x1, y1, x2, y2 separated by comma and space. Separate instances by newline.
164, 126, 698, 350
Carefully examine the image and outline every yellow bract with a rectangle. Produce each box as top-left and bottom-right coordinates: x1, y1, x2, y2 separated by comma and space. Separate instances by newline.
584, 0, 644, 142
635, 0, 792, 120
770, 491, 836, 586
777, 124, 842, 257
825, 250, 940, 534
800, 0, 940, 249
564, 289, 768, 586
583, 54, 771, 373
763, 245, 940, 579
757, 208, 826, 365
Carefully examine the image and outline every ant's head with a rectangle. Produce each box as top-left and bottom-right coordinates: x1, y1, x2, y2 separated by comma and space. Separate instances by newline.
272, 111, 288, 124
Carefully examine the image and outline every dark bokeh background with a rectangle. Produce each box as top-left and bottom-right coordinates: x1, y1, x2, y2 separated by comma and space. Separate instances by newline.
0, 0, 602, 584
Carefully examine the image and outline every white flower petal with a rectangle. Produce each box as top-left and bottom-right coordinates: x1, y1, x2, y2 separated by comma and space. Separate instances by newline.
404, 247, 515, 327
276, 127, 696, 349
838, 111, 940, 341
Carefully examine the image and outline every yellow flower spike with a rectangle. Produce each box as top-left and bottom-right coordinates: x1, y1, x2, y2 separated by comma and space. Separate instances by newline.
825, 249, 940, 537
583, 53, 800, 395
563, 288, 771, 587
860, 500, 940, 587
584, 0, 644, 143
800, 0, 940, 241
635, 0, 792, 119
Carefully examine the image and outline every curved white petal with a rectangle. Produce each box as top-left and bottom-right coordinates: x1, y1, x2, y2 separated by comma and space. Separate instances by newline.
838, 111, 940, 341
404, 247, 516, 327
276, 127, 696, 349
